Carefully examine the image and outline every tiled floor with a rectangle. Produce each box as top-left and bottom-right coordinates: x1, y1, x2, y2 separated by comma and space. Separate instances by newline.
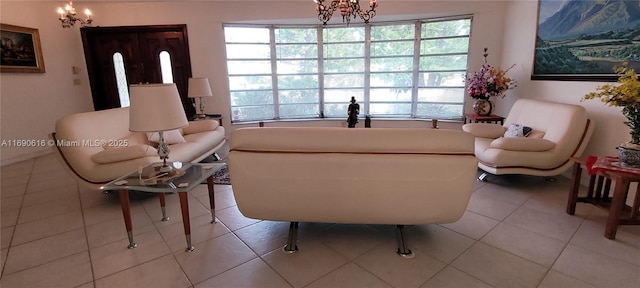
1, 154, 639, 288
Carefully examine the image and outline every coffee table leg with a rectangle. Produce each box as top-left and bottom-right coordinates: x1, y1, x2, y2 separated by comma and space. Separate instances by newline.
207, 175, 216, 223
118, 190, 137, 249
178, 191, 194, 252
159, 193, 169, 221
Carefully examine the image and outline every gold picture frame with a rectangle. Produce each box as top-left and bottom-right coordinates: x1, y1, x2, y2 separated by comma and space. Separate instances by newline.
1, 23, 45, 73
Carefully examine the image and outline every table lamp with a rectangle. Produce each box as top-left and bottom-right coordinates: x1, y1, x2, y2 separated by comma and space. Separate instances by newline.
188, 77, 213, 119
129, 83, 188, 175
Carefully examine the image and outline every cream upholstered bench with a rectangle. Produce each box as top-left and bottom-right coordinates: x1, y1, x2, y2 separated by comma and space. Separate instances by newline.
228, 127, 478, 257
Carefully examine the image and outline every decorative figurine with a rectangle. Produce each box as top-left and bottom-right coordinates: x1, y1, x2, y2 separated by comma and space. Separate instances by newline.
365, 115, 372, 128
347, 96, 360, 128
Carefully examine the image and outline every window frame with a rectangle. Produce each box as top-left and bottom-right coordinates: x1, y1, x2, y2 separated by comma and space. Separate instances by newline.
224, 16, 472, 123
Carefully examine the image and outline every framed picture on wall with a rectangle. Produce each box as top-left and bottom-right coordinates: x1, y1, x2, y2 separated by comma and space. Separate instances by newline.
1, 23, 45, 73
531, 0, 640, 82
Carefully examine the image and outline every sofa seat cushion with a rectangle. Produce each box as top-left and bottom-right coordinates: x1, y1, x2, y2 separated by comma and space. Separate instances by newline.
103, 132, 149, 150
183, 119, 219, 135
169, 127, 226, 161
91, 144, 158, 164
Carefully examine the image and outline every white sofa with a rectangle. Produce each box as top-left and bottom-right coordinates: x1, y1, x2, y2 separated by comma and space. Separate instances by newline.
462, 98, 594, 180
50, 107, 226, 187
229, 127, 478, 257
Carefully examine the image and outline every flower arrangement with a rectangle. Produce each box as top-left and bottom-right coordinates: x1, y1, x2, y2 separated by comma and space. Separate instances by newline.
583, 63, 640, 146
466, 48, 516, 100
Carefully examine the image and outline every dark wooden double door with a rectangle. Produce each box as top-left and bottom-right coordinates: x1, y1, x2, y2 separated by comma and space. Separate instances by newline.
81, 25, 195, 116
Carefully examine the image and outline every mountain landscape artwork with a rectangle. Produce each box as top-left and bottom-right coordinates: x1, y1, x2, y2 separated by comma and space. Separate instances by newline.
533, 0, 640, 80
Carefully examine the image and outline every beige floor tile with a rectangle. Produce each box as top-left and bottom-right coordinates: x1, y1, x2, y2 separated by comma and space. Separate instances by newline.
3, 228, 87, 274
79, 188, 113, 209
85, 206, 156, 249
91, 230, 171, 279
1, 209, 18, 228
215, 205, 260, 231
194, 186, 236, 211
17, 194, 81, 224
452, 242, 547, 288
1, 159, 33, 177
12, 209, 84, 246
22, 184, 79, 207
355, 242, 446, 288
1, 194, 23, 212
421, 266, 493, 288
407, 224, 475, 264
141, 192, 211, 227
1, 248, 7, 275
26, 176, 77, 194
523, 186, 593, 218
481, 222, 566, 267
553, 244, 640, 288
157, 212, 230, 252
314, 224, 391, 260
263, 240, 349, 288
76, 281, 95, 288
467, 191, 520, 221
0, 183, 27, 199
234, 220, 292, 256
569, 216, 640, 266
1, 226, 13, 249
504, 205, 584, 242
473, 183, 533, 206
95, 254, 191, 288
195, 258, 292, 288
0, 252, 92, 287
82, 197, 136, 227
307, 262, 392, 288
174, 232, 256, 284
440, 210, 499, 240
538, 270, 595, 288
0, 175, 30, 189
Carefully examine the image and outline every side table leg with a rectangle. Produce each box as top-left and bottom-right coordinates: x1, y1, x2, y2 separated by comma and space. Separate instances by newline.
605, 175, 630, 240
159, 193, 169, 221
566, 162, 582, 215
118, 190, 137, 249
207, 175, 216, 223
178, 191, 194, 252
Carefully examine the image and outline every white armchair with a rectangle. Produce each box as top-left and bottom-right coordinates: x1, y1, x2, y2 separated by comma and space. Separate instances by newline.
462, 98, 594, 180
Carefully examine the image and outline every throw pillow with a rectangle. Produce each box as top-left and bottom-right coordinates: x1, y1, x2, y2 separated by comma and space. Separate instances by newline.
146, 129, 186, 144
91, 144, 158, 164
503, 124, 532, 138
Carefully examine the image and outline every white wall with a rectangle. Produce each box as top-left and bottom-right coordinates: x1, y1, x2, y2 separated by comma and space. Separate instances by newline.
1, 0, 508, 164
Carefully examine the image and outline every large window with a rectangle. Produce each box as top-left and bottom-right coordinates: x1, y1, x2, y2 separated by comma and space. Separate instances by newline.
224, 17, 471, 123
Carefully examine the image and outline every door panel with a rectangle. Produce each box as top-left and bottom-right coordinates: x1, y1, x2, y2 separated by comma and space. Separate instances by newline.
81, 25, 194, 116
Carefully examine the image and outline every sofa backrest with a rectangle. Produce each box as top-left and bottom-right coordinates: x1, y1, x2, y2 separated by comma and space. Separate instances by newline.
504, 98, 590, 159
229, 127, 478, 225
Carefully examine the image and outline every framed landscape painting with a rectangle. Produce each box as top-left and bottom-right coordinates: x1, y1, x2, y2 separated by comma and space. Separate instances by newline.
532, 0, 640, 81
1, 24, 45, 73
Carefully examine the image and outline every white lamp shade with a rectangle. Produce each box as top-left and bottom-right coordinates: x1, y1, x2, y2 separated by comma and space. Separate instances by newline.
129, 83, 189, 132
188, 78, 213, 99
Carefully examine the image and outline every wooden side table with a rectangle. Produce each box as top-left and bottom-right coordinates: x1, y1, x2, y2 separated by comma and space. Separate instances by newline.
566, 157, 640, 239
464, 113, 505, 125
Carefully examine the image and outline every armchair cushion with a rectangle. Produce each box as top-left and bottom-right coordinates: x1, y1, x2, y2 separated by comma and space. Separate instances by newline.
490, 137, 555, 152
462, 123, 506, 139
91, 144, 158, 164
183, 119, 219, 135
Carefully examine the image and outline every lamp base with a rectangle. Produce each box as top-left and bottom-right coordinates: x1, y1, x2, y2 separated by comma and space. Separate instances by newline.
195, 113, 207, 119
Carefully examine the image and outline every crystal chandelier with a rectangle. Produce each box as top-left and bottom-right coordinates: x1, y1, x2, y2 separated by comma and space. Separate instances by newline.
57, 1, 93, 28
313, 0, 378, 25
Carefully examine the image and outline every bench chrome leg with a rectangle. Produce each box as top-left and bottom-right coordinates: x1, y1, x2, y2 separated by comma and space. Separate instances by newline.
478, 172, 489, 182
395, 225, 414, 258
283, 222, 299, 253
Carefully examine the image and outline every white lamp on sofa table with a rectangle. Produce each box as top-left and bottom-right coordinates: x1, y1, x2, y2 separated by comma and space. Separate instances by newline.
129, 83, 188, 176
188, 77, 213, 119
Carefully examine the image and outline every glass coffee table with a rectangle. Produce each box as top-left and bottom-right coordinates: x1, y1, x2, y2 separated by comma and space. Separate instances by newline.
101, 162, 225, 252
